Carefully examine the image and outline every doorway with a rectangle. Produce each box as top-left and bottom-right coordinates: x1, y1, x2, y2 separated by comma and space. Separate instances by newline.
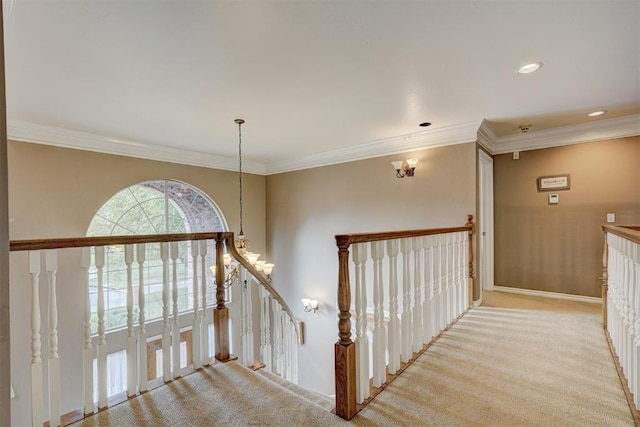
478, 150, 495, 300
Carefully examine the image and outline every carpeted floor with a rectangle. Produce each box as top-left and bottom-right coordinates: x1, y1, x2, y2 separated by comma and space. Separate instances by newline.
71, 291, 634, 426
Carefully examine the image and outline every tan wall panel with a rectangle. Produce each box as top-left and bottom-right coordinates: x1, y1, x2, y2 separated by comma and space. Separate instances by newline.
266, 142, 476, 395
494, 136, 640, 297
7, 141, 266, 253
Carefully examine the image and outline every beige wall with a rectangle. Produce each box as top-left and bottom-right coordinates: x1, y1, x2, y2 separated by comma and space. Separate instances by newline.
266, 142, 476, 395
8, 141, 266, 248
494, 136, 640, 297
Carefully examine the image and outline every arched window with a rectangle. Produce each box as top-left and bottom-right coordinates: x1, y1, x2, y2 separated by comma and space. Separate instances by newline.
86, 180, 226, 332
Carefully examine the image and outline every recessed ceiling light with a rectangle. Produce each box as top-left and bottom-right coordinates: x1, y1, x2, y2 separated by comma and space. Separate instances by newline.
587, 110, 607, 117
517, 62, 543, 74
419, 122, 431, 127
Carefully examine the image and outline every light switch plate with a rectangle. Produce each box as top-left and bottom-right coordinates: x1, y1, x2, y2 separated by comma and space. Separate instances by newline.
607, 213, 615, 223
548, 194, 559, 204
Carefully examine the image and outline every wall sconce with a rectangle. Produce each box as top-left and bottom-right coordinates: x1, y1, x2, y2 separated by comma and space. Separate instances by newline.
391, 158, 419, 178
301, 298, 319, 313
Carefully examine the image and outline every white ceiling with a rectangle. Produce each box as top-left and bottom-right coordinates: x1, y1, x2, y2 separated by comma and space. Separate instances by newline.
3, 0, 640, 174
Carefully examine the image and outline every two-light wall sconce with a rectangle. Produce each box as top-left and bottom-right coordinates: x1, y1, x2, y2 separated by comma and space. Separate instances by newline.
301, 298, 319, 314
391, 158, 419, 178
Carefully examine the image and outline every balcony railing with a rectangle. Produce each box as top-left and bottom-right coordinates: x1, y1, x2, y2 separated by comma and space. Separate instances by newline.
333, 215, 474, 420
10, 232, 299, 427
602, 224, 640, 413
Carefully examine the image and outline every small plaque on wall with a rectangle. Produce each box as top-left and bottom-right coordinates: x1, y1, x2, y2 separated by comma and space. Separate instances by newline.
537, 174, 570, 191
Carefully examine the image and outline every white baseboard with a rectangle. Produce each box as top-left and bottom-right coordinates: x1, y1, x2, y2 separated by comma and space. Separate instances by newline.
493, 286, 602, 304
473, 298, 483, 307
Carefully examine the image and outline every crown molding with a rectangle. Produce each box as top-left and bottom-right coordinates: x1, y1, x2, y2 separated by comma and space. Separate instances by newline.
265, 120, 483, 175
7, 119, 267, 175
476, 120, 497, 153
491, 114, 640, 154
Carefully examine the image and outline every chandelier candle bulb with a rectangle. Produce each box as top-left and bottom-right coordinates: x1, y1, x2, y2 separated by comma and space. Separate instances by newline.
245, 253, 261, 265
262, 263, 274, 275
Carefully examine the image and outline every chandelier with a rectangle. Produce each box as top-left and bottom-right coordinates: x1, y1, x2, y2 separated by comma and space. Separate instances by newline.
210, 119, 274, 287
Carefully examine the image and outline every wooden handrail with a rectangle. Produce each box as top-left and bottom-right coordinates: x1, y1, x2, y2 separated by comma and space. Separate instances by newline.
224, 234, 299, 340
602, 225, 640, 244
335, 225, 472, 246
10, 231, 299, 340
10, 232, 232, 252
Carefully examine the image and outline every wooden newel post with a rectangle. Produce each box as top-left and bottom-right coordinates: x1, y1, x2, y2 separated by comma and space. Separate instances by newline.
466, 214, 474, 306
214, 236, 230, 361
601, 230, 609, 328
335, 237, 356, 420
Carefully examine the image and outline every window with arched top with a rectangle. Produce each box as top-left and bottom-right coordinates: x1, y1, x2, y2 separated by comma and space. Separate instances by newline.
86, 179, 227, 333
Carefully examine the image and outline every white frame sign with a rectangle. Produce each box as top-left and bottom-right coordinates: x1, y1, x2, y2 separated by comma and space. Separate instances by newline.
537, 174, 570, 191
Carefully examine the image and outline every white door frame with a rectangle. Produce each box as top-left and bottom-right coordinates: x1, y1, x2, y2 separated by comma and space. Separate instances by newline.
478, 150, 495, 296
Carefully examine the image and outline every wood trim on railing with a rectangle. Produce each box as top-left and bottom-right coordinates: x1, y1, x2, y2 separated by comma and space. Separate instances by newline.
10, 232, 232, 252
335, 225, 472, 246
602, 225, 640, 244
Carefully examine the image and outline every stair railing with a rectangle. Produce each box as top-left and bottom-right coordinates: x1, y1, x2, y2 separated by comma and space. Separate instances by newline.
10, 232, 299, 427
602, 224, 640, 410
334, 215, 474, 420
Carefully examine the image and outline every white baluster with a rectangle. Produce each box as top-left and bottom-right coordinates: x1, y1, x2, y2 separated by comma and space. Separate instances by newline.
387, 240, 401, 375
633, 240, 640, 409
46, 250, 60, 427
240, 267, 250, 366
444, 234, 452, 326
436, 235, 445, 332
274, 302, 283, 374
160, 242, 171, 382
81, 247, 94, 415
421, 236, 431, 343
199, 240, 210, 365
426, 237, 437, 340
292, 321, 299, 383
370, 241, 385, 388
245, 273, 255, 367
353, 243, 370, 401
261, 290, 272, 371
450, 233, 458, 319
412, 237, 423, 352
191, 241, 201, 370
171, 242, 181, 378
400, 238, 413, 363
95, 246, 108, 409
137, 243, 148, 392
457, 232, 465, 316
29, 251, 43, 427
124, 245, 137, 397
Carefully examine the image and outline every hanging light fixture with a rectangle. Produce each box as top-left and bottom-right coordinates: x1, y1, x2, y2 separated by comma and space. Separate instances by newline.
235, 119, 249, 253
211, 119, 275, 285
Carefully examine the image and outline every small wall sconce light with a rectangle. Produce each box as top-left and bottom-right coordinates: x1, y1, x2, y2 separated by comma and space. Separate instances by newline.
301, 298, 319, 313
391, 158, 419, 178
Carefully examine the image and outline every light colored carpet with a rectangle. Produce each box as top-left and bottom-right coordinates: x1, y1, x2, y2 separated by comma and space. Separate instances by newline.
71, 291, 634, 426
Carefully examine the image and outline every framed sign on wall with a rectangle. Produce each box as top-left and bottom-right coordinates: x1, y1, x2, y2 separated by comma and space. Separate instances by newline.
537, 174, 570, 191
